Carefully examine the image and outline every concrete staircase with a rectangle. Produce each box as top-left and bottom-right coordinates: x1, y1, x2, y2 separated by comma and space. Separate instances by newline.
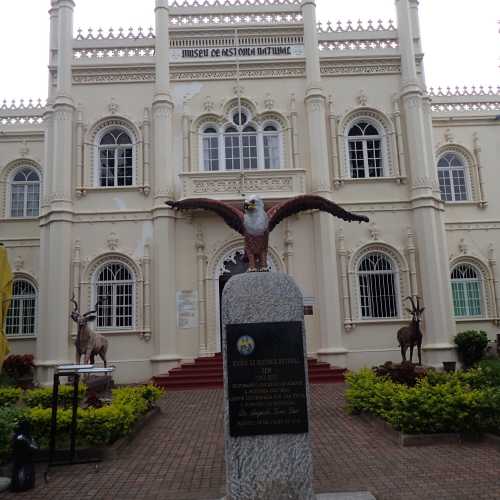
152, 353, 346, 391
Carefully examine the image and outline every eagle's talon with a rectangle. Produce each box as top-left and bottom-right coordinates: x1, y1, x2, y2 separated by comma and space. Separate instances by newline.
247, 267, 257, 273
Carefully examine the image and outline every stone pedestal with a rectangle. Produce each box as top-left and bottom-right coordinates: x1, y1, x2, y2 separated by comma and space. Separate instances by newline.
222, 272, 314, 500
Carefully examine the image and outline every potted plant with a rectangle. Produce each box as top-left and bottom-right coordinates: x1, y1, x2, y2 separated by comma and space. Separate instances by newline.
1, 355, 35, 389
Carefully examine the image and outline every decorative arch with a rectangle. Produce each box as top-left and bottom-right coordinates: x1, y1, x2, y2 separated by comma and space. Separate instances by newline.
6, 273, 39, 337
435, 144, 477, 202
449, 256, 494, 318
348, 242, 410, 321
339, 107, 396, 179
86, 116, 141, 187
205, 238, 284, 352
1, 159, 42, 218
84, 252, 143, 330
222, 97, 258, 118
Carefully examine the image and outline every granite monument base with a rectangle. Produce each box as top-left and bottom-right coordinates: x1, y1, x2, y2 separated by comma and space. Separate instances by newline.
221, 272, 314, 500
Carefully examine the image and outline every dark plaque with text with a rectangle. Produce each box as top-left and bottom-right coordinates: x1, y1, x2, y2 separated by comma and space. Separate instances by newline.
226, 321, 308, 437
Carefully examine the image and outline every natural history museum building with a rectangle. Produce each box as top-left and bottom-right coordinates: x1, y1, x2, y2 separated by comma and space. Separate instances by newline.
1, 0, 499, 384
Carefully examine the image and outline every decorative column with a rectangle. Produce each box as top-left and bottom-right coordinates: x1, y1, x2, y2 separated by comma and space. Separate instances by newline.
142, 243, 152, 340
195, 225, 208, 356
75, 109, 84, 189
488, 244, 500, 326
289, 93, 299, 169
182, 98, 191, 173
142, 108, 151, 195
71, 240, 81, 338
396, 0, 456, 365
392, 95, 407, 180
301, 0, 346, 366
406, 227, 418, 297
283, 221, 294, 276
150, 0, 180, 374
328, 95, 341, 187
473, 133, 487, 207
37, 0, 76, 384
337, 228, 352, 331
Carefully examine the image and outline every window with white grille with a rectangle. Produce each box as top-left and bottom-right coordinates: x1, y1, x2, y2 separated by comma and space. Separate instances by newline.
437, 153, 468, 201
10, 168, 40, 217
451, 264, 482, 317
358, 252, 398, 319
348, 122, 383, 178
6, 280, 37, 337
94, 262, 134, 329
201, 110, 282, 171
98, 128, 134, 187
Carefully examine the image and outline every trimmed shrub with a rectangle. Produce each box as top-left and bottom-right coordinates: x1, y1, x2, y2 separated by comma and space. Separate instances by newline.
0, 406, 26, 463
454, 330, 488, 369
23, 384, 87, 409
0, 387, 22, 407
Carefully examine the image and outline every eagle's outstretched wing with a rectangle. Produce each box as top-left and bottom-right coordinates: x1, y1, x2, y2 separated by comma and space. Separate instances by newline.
166, 198, 245, 235
267, 195, 369, 232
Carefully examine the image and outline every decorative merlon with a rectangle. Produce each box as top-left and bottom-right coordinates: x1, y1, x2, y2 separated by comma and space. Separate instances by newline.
317, 19, 396, 33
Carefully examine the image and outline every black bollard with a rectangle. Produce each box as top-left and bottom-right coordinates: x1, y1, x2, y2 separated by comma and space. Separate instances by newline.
10, 419, 38, 492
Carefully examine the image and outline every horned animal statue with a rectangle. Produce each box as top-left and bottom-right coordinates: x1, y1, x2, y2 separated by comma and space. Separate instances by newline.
397, 296, 425, 365
70, 296, 108, 367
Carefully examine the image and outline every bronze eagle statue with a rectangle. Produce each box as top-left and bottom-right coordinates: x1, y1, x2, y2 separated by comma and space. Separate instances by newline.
166, 195, 369, 271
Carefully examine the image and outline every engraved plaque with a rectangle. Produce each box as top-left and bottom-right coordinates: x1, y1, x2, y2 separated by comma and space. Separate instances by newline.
226, 321, 308, 437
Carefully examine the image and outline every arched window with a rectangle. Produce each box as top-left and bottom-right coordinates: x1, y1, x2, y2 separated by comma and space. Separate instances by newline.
202, 126, 219, 171
6, 279, 37, 337
358, 252, 398, 318
10, 168, 40, 217
263, 124, 280, 169
98, 128, 134, 187
200, 109, 282, 171
451, 264, 482, 316
94, 262, 134, 329
347, 121, 383, 178
437, 152, 468, 201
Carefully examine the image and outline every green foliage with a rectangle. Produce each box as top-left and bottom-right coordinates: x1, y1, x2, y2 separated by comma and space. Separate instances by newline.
346, 368, 500, 435
0, 387, 22, 407
22, 384, 87, 409
454, 330, 489, 369
0, 406, 26, 463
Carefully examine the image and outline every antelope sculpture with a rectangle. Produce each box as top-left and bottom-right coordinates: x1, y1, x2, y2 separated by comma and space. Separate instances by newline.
397, 296, 425, 365
70, 296, 108, 367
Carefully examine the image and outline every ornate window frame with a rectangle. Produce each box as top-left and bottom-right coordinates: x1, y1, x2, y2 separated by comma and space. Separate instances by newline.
1, 160, 42, 219
449, 256, 493, 320
340, 108, 395, 180
84, 253, 143, 333
5, 274, 38, 338
348, 243, 410, 322
87, 117, 141, 188
194, 100, 287, 173
435, 145, 476, 203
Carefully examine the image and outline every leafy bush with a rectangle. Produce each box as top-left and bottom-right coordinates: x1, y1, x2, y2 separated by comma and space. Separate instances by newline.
0, 387, 22, 407
2, 354, 35, 379
454, 330, 488, 369
346, 368, 500, 435
373, 361, 428, 387
23, 384, 87, 409
0, 406, 26, 463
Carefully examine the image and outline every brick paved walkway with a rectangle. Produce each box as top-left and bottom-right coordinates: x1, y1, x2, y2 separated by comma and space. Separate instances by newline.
1, 384, 500, 500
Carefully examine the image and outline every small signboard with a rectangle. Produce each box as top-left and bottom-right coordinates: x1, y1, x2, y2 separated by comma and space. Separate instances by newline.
176, 290, 198, 329
226, 321, 308, 437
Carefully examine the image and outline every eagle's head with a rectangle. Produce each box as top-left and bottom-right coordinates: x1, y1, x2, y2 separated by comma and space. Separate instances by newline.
244, 195, 264, 213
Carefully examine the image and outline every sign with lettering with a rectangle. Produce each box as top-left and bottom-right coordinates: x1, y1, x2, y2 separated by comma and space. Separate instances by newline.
176, 290, 198, 329
226, 321, 308, 437
171, 45, 304, 62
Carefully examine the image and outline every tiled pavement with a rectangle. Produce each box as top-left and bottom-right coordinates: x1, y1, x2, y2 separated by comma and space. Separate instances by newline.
1, 384, 500, 500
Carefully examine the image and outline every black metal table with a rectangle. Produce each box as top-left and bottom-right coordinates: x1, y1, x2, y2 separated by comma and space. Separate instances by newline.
45, 364, 114, 480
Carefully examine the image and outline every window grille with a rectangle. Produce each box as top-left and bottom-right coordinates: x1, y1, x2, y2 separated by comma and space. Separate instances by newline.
347, 122, 383, 178
95, 263, 134, 329
437, 153, 468, 201
10, 168, 40, 217
6, 280, 36, 337
98, 128, 134, 187
358, 252, 398, 318
451, 264, 482, 316
201, 110, 282, 171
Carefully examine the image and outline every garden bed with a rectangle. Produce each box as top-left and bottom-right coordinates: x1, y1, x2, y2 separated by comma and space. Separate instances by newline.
346, 361, 500, 442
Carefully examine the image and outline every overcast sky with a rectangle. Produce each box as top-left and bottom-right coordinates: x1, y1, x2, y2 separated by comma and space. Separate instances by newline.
0, 0, 498, 103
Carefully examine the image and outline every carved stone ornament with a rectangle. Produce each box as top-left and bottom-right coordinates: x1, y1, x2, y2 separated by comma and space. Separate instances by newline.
264, 93, 275, 110
19, 140, 29, 157
14, 255, 24, 271
233, 84, 244, 96
369, 221, 379, 240
357, 89, 368, 106
444, 128, 455, 143
108, 97, 119, 114
458, 238, 468, 255
203, 96, 215, 113
107, 231, 119, 251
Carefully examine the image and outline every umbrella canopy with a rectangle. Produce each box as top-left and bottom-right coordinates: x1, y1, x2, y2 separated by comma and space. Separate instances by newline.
0, 246, 13, 368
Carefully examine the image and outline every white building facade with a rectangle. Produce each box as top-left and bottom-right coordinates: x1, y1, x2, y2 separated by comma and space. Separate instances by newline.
1, 0, 499, 384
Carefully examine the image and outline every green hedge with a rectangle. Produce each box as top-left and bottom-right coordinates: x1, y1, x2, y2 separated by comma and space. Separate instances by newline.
0, 406, 26, 463
22, 384, 87, 409
346, 368, 500, 435
0, 387, 22, 407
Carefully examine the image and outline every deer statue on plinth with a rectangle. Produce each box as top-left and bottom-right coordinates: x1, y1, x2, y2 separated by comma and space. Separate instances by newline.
70, 296, 108, 367
397, 296, 425, 365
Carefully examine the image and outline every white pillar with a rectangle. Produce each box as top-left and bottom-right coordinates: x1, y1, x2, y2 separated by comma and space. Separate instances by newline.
150, 0, 180, 374
396, 0, 456, 366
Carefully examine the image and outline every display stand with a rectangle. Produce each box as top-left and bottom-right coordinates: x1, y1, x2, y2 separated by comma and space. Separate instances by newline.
44, 364, 115, 481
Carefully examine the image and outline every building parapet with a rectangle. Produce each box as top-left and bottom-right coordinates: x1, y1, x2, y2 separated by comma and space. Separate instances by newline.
0, 99, 45, 127
429, 86, 500, 114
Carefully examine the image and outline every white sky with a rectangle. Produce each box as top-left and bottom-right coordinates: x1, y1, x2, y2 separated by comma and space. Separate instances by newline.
0, 0, 498, 103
